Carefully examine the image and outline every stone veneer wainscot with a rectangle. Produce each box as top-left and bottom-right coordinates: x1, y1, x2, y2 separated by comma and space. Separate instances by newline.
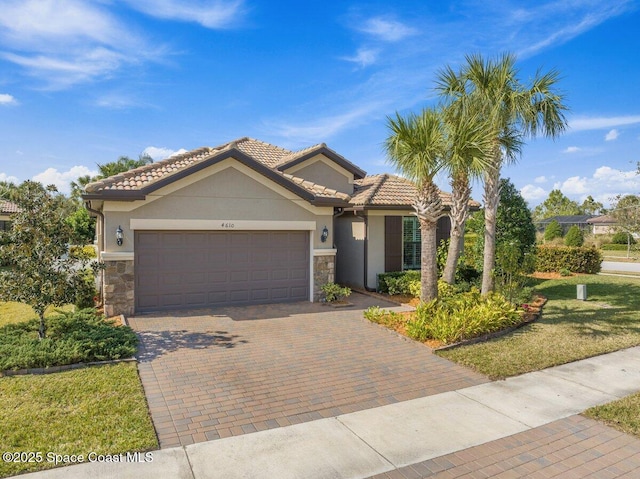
313, 251, 336, 302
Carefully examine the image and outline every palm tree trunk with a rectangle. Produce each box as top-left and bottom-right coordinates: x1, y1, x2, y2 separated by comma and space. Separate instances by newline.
414, 181, 444, 302
481, 164, 500, 295
443, 175, 471, 284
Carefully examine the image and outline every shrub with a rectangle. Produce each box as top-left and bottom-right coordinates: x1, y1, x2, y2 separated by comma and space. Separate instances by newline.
321, 282, 351, 302
377, 270, 420, 295
535, 246, 602, 274
69, 244, 98, 259
544, 220, 563, 241
564, 225, 585, 247
75, 268, 97, 309
405, 290, 521, 345
363, 306, 406, 329
0, 309, 138, 370
559, 268, 572, 276
611, 232, 637, 245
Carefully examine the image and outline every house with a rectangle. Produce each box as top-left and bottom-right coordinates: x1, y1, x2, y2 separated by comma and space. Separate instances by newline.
535, 215, 595, 235
586, 215, 617, 235
0, 199, 19, 231
83, 138, 472, 316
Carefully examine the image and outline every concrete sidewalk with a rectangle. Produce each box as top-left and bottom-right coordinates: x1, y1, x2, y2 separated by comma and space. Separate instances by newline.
17, 347, 640, 479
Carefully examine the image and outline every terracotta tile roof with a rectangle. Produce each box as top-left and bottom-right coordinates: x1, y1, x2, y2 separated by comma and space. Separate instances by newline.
0, 199, 19, 215
350, 174, 471, 208
233, 137, 293, 167
84, 147, 216, 192
282, 173, 351, 202
82, 137, 464, 209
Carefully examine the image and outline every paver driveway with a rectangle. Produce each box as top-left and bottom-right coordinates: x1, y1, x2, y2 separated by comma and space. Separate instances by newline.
129, 293, 489, 448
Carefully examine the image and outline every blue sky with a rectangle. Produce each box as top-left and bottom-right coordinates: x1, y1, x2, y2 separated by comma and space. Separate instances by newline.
1, 0, 639, 208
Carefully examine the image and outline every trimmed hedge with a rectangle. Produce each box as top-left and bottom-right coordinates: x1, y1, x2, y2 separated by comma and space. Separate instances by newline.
612, 232, 637, 245
535, 246, 602, 274
601, 243, 638, 251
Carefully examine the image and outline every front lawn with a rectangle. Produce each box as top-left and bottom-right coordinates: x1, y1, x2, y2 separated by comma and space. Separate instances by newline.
0, 301, 73, 328
585, 392, 640, 438
437, 275, 640, 379
0, 363, 158, 478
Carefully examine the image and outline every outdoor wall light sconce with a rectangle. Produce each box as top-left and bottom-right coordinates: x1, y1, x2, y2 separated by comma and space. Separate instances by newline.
116, 225, 124, 246
321, 226, 329, 243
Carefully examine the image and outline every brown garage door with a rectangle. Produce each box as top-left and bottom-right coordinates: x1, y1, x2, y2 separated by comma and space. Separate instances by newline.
135, 231, 310, 312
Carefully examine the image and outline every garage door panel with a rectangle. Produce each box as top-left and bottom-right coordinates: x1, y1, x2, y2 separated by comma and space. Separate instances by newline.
135, 231, 309, 312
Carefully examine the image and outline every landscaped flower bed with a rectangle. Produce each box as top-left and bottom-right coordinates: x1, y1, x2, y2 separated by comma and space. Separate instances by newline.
364, 285, 546, 349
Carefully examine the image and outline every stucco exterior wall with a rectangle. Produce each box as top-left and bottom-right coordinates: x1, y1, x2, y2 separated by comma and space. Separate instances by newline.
335, 214, 365, 288
101, 162, 334, 252
284, 155, 354, 195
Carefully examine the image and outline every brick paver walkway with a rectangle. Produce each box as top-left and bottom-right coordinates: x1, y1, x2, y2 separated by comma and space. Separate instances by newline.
367, 415, 640, 479
128, 293, 488, 448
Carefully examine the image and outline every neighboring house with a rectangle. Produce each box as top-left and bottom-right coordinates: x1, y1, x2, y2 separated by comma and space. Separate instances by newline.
535, 215, 595, 235
0, 199, 19, 231
587, 215, 617, 235
83, 138, 474, 316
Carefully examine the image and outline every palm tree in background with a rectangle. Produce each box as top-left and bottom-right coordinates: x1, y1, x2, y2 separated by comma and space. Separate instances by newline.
438, 53, 568, 294
385, 109, 446, 301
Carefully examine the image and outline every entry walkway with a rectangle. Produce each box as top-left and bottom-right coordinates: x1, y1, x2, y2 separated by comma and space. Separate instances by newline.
18, 346, 640, 478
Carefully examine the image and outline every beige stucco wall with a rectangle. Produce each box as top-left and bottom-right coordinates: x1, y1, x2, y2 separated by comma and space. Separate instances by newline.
101, 160, 334, 252
284, 155, 354, 195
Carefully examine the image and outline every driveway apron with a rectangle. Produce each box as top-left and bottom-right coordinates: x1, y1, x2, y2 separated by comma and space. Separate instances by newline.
128, 292, 489, 448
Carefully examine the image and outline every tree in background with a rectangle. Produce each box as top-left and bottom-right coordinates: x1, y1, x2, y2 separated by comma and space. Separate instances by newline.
580, 195, 605, 216
466, 178, 536, 271
544, 220, 563, 241
70, 154, 153, 204
0, 181, 100, 339
610, 194, 640, 256
564, 225, 585, 246
385, 109, 446, 301
532, 189, 582, 221
68, 153, 153, 244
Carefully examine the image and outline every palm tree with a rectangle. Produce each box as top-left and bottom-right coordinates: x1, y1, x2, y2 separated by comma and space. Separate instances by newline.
438, 53, 568, 294
385, 109, 446, 302
437, 99, 496, 284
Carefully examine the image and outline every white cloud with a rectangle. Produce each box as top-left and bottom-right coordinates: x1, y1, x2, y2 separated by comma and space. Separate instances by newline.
0, 173, 20, 184
553, 166, 640, 207
341, 48, 379, 68
520, 184, 547, 202
355, 16, 418, 42
0, 0, 165, 88
563, 146, 581, 153
570, 115, 640, 132
605, 129, 619, 141
0, 93, 17, 105
32, 165, 97, 194
534, 176, 547, 184
123, 0, 245, 28
143, 146, 187, 161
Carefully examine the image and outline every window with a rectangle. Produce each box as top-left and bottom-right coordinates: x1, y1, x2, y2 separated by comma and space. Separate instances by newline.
403, 216, 421, 270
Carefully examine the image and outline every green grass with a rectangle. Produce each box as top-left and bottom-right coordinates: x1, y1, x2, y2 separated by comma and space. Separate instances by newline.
0, 302, 74, 328
0, 363, 158, 478
438, 275, 640, 379
584, 393, 640, 438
